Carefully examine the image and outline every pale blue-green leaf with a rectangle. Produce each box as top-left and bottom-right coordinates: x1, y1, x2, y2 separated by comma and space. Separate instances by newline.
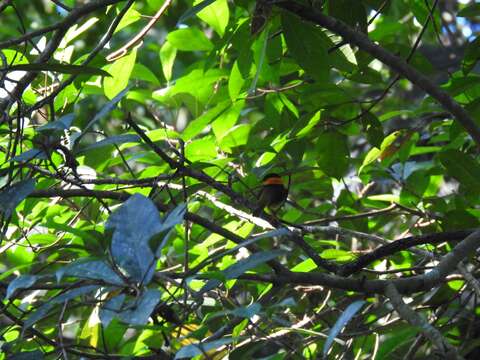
8, 350, 44, 360
118, 289, 161, 325
199, 250, 284, 294
99, 294, 125, 326
106, 194, 163, 284
167, 28, 213, 51
160, 203, 187, 232
231, 302, 261, 318
23, 302, 54, 331
6, 275, 38, 299
77, 87, 129, 144
11, 149, 47, 162
154, 203, 187, 256
199, 228, 290, 268
323, 300, 365, 356
175, 338, 234, 359
79, 134, 140, 153
56, 260, 124, 285
0, 179, 35, 217
52, 285, 100, 303
36, 113, 74, 132
104, 50, 136, 99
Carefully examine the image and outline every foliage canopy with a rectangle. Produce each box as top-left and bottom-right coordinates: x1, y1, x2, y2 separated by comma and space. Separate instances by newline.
1, 0, 480, 359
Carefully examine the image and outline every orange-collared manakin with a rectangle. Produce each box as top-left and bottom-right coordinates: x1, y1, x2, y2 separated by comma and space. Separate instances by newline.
253, 173, 288, 216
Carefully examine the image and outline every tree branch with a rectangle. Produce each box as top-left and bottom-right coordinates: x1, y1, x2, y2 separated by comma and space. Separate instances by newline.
274, 1, 480, 147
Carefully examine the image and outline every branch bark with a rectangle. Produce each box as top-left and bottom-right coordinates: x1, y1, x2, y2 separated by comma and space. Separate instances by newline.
274, 1, 480, 147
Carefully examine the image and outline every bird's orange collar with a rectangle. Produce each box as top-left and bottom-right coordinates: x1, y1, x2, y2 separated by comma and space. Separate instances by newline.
263, 177, 284, 186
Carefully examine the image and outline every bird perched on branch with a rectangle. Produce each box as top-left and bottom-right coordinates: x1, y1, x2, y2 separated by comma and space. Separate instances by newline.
253, 173, 288, 216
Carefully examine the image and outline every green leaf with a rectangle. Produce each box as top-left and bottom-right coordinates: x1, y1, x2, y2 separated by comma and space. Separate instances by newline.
163, 68, 226, 106
131, 63, 160, 85
438, 149, 480, 193
181, 100, 230, 140
195, 0, 229, 37
228, 60, 245, 100
323, 300, 365, 356
463, 36, 480, 75
103, 50, 136, 99
177, 0, 216, 25
362, 112, 384, 148
0, 179, 36, 217
5, 63, 111, 77
167, 27, 214, 51
458, 3, 480, 18
443, 209, 480, 230
292, 111, 321, 138
185, 137, 218, 161
328, 0, 367, 32
219, 124, 251, 152
282, 12, 328, 82
320, 249, 354, 262
212, 100, 244, 140
316, 131, 350, 179
159, 40, 177, 82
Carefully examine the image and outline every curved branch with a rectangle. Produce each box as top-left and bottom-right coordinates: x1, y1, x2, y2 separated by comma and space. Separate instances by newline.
243, 230, 480, 295
274, 1, 480, 147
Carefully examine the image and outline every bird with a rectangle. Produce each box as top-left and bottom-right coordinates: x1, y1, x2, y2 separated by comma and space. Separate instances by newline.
253, 173, 288, 216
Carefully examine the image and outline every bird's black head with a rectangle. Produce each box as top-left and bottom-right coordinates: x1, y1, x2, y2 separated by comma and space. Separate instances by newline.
262, 173, 281, 181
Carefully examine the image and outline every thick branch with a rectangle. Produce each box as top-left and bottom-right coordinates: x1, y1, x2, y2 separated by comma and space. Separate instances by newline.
274, 1, 480, 147
385, 283, 462, 359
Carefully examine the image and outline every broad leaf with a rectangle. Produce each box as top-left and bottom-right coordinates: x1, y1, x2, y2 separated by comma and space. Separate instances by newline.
118, 289, 161, 325
323, 300, 365, 356
56, 260, 124, 285
106, 194, 163, 284
0, 179, 36, 217
6, 275, 39, 299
